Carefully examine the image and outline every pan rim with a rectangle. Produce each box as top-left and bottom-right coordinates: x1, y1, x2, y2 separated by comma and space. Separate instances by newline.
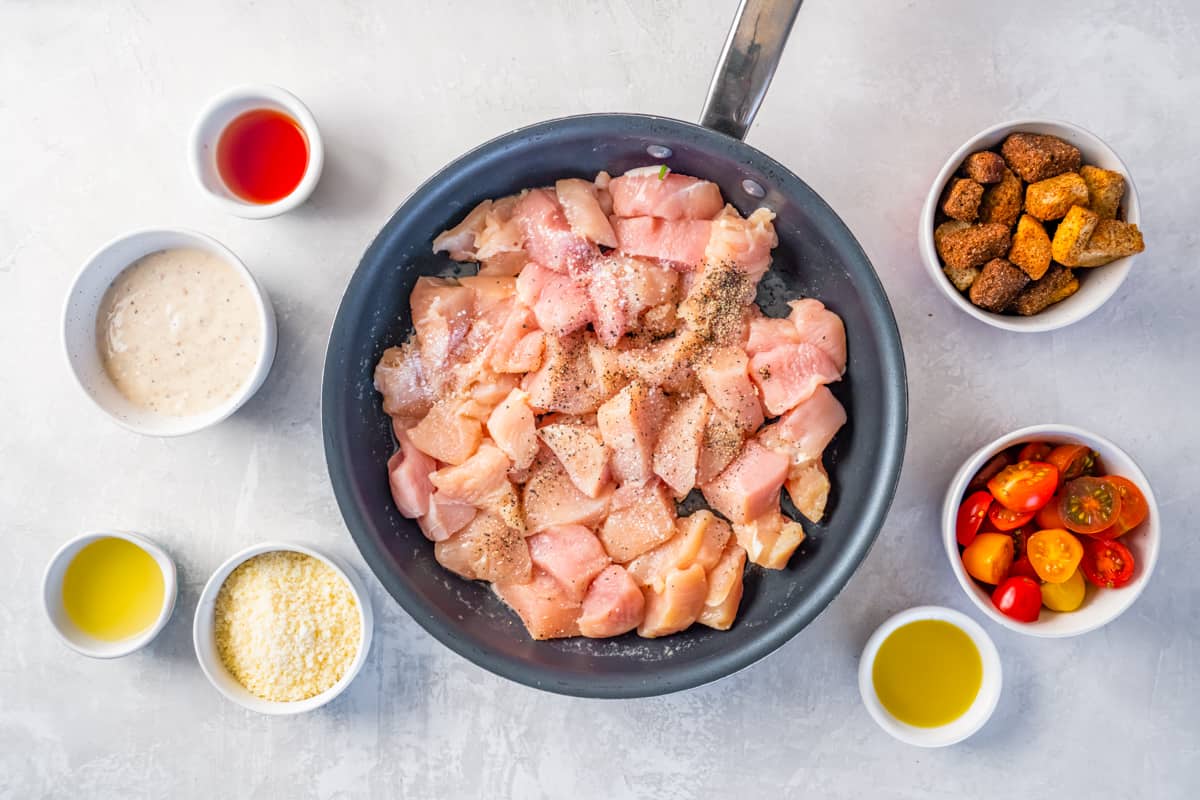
321, 112, 908, 698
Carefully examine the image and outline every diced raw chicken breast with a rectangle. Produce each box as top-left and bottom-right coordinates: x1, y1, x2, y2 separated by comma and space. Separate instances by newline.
486, 389, 539, 471
555, 178, 618, 248
594, 171, 615, 216
749, 342, 842, 416
696, 347, 764, 432
527, 524, 611, 601
489, 304, 544, 374
732, 510, 805, 569
788, 298, 847, 375
612, 217, 712, 269
702, 440, 788, 524
585, 334, 627, 403
479, 250, 528, 277
432, 199, 491, 260
522, 447, 613, 533
653, 393, 711, 499
609, 169, 725, 220
386, 426, 436, 519
786, 460, 831, 524
626, 510, 731, 588
495, 569, 582, 640
474, 194, 526, 262
758, 385, 847, 466
705, 205, 778, 282
698, 542, 746, 630
429, 443, 523, 533
614, 330, 699, 393
407, 401, 483, 466
467, 371, 521, 412
596, 381, 668, 484
513, 188, 597, 276
745, 315, 801, 357
374, 342, 432, 418
458, 275, 516, 314
418, 490, 476, 542
537, 421, 612, 499
588, 254, 680, 347
675, 262, 755, 348
515, 261, 593, 337
598, 479, 677, 562
579, 565, 645, 638
434, 512, 532, 584
697, 409, 745, 485
410, 277, 475, 375
638, 563, 708, 638
522, 332, 604, 415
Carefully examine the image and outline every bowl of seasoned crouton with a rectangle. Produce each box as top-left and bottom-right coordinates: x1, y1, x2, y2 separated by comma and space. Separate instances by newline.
919, 120, 1144, 332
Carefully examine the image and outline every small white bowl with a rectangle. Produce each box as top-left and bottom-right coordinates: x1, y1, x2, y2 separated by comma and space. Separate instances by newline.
192, 542, 374, 715
943, 424, 1160, 637
62, 227, 277, 437
919, 119, 1141, 332
42, 531, 178, 658
858, 605, 1002, 747
189, 84, 324, 218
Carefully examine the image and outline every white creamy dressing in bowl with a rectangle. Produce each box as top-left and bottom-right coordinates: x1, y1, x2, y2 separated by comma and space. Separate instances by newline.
95, 248, 261, 416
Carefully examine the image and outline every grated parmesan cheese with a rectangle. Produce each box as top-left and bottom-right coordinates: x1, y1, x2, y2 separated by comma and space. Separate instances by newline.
214, 551, 362, 702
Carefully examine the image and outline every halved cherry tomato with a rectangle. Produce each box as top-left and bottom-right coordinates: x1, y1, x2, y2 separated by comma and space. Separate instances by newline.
1008, 555, 1040, 581
987, 504, 1035, 531
1041, 569, 1086, 612
1036, 493, 1069, 530
956, 491, 993, 547
962, 532, 1014, 585
1027, 528, 1084, 583
1079, 538, 1135, 588
1018, 442, 1052, 463
1010, 526, 1032, 557
987, 461, 1059, 512
1058, 477, 1122, 535
1046, 444, 1096, 481
992, 576, 1042, 622
1091, 476, 1149, 540
968, 452, 1012, 493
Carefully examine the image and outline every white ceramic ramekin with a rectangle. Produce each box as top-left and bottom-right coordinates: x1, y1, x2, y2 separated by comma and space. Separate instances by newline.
189, 84, 324, 218
919, 119, 1141, 332
858, 605, 1002, 747
942, 424, 1160, 637
42, 530, 178, 658
192, 542, 374, 715
62, 227, 277, 437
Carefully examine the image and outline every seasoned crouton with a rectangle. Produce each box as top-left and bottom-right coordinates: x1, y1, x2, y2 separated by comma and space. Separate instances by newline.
1025, 172, 1089, 221
962, 151, 1006, 184
1012, 265, 1080, 315
1051, 205, 1100, 266
1001, 133, 1082, 182
1079, 165, 1126, 219
978, 168, 1023, 227
969, 258, 1030, 312
943, 264, 981, 292
934, 220, 969, 249
1074, 219, 1145, 267
1008, 214, 1053, 279
937, 223, 1011, 270
941, 178, 984, 222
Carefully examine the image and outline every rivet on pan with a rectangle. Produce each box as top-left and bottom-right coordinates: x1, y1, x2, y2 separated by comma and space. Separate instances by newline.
646, 144, 673, 159
742, 179, 766, 198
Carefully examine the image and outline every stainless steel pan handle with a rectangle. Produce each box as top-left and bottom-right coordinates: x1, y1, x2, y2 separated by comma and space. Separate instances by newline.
699, 0, 804, 140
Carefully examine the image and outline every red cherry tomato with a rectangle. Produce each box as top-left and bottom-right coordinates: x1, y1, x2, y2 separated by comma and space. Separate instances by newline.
1018, 442, 1052, 463
988, 461, 1060, 512
991, 576, 1042, 622
956, 491, 992, 547
987, 504, 1035, 531
1008, 555, 1040, 581
1091, 476, 1149, 540
1079, 538, 1136, 588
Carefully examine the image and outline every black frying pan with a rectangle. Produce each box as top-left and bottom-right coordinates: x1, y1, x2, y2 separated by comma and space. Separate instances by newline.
322, 0, 907, 697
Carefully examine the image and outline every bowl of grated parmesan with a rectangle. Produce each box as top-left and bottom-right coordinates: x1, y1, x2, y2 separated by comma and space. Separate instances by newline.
192, 542, 373, 714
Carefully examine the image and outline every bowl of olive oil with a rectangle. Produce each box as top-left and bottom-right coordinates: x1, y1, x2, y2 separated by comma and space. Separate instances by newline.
43, 531, 177, 658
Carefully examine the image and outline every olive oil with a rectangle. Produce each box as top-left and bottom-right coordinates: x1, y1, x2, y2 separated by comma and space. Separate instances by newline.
872, 619, 982, 728
62, 537, 165, 641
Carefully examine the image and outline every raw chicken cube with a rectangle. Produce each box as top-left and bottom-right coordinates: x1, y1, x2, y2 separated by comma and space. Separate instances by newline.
786, 460, 831, 524
696, 409, 745, 485
513, 188, 597, 276
486, 389, 539, 471
748, 342, 841, 416
696, 347, 764, 432
612, 217, 712, 269
626, 509, 731, 588
522, 332, 604, 415
527, 524, 611, 601
429, 443, 523, 533
597, 381, 668, 484
434, 512, 532, 584
758, 385, 847, 466
705, 205, 778, 282
702, 440, 788, 524
515, 261, 593, 337
579, 565, 645, 638
407, 401, 483, 466
432, 199, 491, 260
609, 169, 725, 220
733, 510, 805, 569
374, 342, 432, 419
652, 393, 711, 499
588, 254, 680, 347
788, 298, 847, 375
418, 490, 476, 542
495, 569, 582, 640
386, 426, 437, 519
410, 277, 475, 375
598, 479, 677, 562
698, 542, 747, 630
637, 563, 708, 638
537, 421, 612, 499
522, 447, 613, 533
474, 194, 526, 263
556, 178, 618, 248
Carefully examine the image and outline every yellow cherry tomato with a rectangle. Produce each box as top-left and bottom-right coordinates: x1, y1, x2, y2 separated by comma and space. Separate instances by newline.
1027, 528, 1083, 584
961, 532, 1014, 585
1041, 568, 1086, 612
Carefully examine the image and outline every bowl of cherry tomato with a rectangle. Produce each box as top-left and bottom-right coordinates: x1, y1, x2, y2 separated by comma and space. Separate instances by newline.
943, 424, 1159, 637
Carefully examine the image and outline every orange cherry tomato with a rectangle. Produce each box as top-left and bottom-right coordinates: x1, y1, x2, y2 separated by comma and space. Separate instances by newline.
1058, 477, 1122, 535
1046, 444, 1096, 481
1091, 476, 1149, 540
956, 491, 993, 547
1026, 528, 1084, 583
987, 504, 1035, 532
1036, 493, 1069, 529
1080, 538, 1135, 588
1018, 442, 1052, 463
962, 532, 1014, 585
987, 461, 1059, 512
